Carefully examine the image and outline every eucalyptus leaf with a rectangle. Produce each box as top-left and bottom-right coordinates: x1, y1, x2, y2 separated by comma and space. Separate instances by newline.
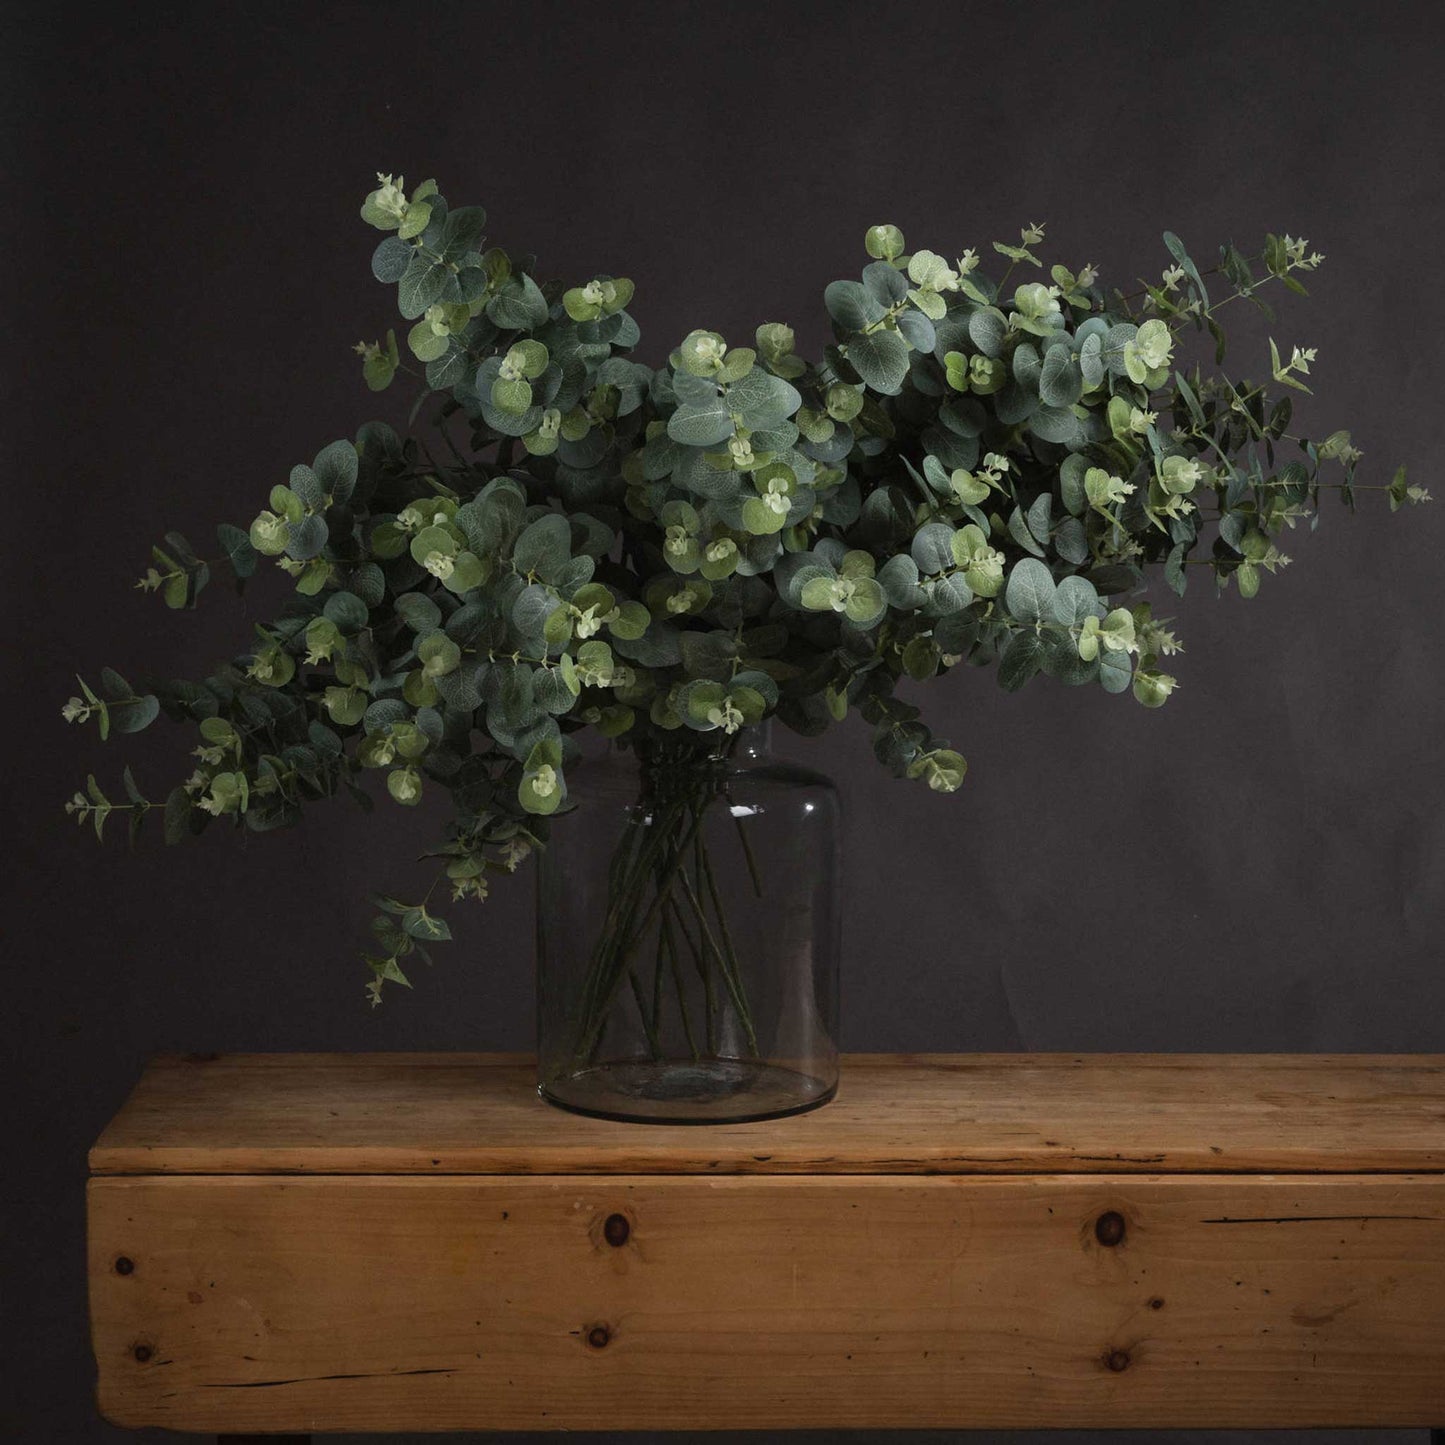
667, 400, 735, 447
824, 279, 883, 330
998, 630, 1045, 691
967, 308, 1009, 357
846, 330, 910, 394
1039, 345, 1083, 407
1005, 558, 1056, 623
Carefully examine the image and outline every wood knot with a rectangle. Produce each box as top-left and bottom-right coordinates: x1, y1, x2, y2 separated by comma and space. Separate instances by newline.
1105, 1348, 1131, 1372
132, 1344, 153, 1364
114, 1256, 135, 1276
586, 1323, 611, 1350
1149, 1296, 1165, 1310
1094, 1210, 1126, 1246
603, 1213, 630, 1247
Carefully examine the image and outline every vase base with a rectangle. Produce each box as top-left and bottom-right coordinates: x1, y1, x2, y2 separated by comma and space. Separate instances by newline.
539, 1057, 836, 1125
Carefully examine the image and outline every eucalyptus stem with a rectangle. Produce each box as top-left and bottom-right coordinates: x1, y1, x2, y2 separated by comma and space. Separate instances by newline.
725, 786, 764, 898
698, 834, 754, 1032
658, 911, 700, 1062
650, 914, 666, 1038
668, 892, 718, 1055
628, 969, 661, 1058
573, 808, 657, 1034
677, 846, 758, 1055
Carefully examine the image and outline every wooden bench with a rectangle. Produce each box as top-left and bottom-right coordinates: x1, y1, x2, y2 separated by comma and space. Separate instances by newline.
87, 1052, 1445, 1440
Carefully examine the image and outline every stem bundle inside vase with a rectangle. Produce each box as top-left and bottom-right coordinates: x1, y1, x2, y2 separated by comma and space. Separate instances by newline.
569, 739, 761, 1073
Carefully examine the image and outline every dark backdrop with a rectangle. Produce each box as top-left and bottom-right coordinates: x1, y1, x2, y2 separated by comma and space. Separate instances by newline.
4, 2, 1442, 1442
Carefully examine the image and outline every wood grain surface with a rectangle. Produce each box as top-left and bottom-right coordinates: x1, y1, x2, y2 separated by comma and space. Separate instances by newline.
88, 1052, 1445, 1176
90, 1172, 1445, 1432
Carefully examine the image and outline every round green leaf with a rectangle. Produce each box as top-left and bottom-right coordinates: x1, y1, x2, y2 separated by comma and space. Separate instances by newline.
845, 330, 909, 394
1004, 558, 1057, 623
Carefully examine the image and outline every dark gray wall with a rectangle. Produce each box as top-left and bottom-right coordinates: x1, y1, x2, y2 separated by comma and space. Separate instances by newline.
5, 2, 1441, 1441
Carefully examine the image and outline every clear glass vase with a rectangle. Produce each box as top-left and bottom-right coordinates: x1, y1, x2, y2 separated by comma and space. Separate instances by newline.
536, 724, 840, 1123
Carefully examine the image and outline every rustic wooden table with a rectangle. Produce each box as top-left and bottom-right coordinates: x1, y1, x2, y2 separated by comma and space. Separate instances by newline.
88, 1052, 1445, 1441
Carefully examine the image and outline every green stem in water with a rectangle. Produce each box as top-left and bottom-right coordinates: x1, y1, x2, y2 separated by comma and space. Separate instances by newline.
725, 786, 764, 898
576, 800, 709, 1062
628, 968, 661, 1058
658, 910, 700, 1062
667, 878, 719, 1054
573, 807, 661, 1039
698, 833, 757, 1047
650, 913, 666, 1041
677, 844, 758, 1055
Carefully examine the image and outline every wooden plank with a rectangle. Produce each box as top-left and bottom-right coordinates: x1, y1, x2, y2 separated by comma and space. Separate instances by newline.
89, 1053, 1445, 1176
89, 1173, 1445, 1432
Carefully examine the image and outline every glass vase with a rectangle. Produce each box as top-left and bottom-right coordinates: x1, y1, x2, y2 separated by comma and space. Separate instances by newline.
535, 724, 840, 1123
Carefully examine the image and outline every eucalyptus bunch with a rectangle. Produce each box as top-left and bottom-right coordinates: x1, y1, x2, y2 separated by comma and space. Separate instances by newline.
65, 174, 1429, 1001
